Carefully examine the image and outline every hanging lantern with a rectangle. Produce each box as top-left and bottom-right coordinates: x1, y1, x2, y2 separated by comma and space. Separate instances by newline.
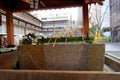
30, 0, 34, 9
35, 0, 39, 9
29, 0, 40, 9
29, 0, 45, 9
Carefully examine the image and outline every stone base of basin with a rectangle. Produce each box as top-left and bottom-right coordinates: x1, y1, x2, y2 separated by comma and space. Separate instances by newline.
0, 70, 119, 80
17, 45, 43, 69
0, 51, 17, 69
17, 43, 105, 71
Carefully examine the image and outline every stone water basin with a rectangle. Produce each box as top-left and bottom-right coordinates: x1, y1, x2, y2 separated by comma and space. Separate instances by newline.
17, 43, 105, 71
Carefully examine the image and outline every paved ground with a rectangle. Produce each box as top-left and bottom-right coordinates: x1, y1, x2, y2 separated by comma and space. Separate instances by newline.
103, 42, 120, 59
105, 42, 120, 51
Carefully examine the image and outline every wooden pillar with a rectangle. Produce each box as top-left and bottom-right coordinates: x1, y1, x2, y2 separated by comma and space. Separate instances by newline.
22, 0, 30, 3
6, 11, 14, 45
82, 3, 89, 36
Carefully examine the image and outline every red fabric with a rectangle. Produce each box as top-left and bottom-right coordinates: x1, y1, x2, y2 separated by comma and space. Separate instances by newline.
3, 38, 8, 47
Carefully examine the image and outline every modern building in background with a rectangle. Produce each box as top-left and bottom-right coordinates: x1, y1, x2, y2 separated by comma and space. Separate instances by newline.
39, 9, 70, 36
110, 0, 120, 42
42, 19, 69, 36
31, 7, 83, 36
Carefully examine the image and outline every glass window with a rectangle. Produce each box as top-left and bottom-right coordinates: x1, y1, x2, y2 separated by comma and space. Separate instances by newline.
19, 21, 25, 27
1, 23, 6, 33
0, 25, 2, 33
19, 27, 24, 35
2, 15, 6, 22
14, 26, 19, 34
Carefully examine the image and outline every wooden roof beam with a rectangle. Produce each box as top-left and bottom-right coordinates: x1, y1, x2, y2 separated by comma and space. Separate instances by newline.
22, 0, 30, 4
0, 1, 7, 11
85, 0, 104, 5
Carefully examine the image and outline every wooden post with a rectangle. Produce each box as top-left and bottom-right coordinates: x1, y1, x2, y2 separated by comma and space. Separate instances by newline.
6, 11, 14, 45
82, 3, 89, 36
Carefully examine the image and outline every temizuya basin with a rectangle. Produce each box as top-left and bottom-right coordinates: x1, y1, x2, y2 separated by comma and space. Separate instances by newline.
17, 43, 105, 71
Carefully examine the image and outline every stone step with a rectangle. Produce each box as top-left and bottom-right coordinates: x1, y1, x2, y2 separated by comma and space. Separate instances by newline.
0, 70, 119, 80
105, 55, 120, 72
104, 64, 115, 72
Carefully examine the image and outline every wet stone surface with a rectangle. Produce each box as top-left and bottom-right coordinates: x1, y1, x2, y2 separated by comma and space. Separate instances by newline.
17, 43, 105, 71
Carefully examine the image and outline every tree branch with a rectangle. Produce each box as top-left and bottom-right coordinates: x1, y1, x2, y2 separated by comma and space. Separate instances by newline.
99, 5, 109, 28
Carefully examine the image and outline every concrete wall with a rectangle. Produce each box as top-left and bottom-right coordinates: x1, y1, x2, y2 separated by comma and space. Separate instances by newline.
17, 43, 105, 71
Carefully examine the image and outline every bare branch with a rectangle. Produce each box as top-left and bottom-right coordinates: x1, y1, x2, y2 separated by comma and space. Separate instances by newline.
95, 5, 99, 26
89, 3, 109, 29
99, 5, 109, 28
89, 5, 98, 25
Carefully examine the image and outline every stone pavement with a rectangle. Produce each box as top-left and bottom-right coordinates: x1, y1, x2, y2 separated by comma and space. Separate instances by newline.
105, 42, 120, 51
103, 42, 120, 59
